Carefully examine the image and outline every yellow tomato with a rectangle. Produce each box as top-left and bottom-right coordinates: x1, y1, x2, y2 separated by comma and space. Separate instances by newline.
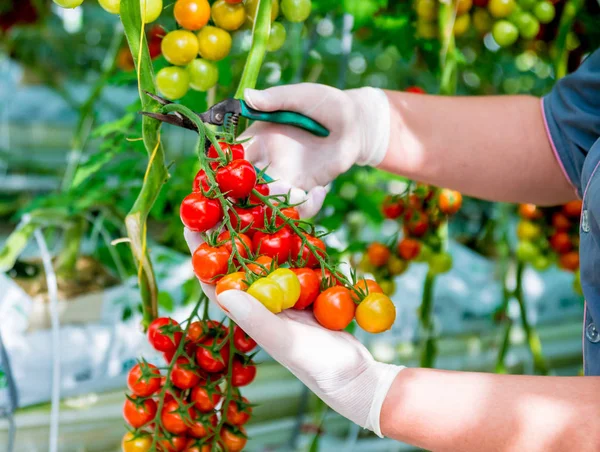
246, 0, 279, 24
212, 0, 246, 31
247, 278, 285, 313
197, 26, 232, 61
121, 432, 152, 452
453, 13, 471, 37
267, 268, 301, 309
161, 30, 199, 66
356, 293, 397, 334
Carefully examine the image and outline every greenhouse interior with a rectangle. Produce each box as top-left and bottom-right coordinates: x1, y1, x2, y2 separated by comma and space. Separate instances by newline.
1, 0, 599, 451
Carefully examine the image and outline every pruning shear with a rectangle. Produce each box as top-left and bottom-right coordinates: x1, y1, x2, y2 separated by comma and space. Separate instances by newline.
140, 91, 330, 138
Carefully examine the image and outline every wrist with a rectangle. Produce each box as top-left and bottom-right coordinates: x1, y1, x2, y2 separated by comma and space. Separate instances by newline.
366, 362, 405, 437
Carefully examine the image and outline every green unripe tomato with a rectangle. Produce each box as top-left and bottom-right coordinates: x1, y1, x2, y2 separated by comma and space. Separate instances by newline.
492, 20, 519, 47
379, 279, 397, 297
267, 22, 287, 52
473, 8, 493, 33
516, 12, 540, 39
532, 254, 551, 271
517, 0, 537, 10
516, 240, 539, 263
488, 0, 516, 18
156, 67, 190, 100
415, 0, 438, 21
281, 0, 312, 22
429, 253, 453, 275
415, 243, 432, 263
53, 0, 84, 7
187, 58, 219, 91
533, 1, 555, 24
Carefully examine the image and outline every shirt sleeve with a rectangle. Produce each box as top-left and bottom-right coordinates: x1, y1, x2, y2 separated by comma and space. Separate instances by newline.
542, 49, 600, 197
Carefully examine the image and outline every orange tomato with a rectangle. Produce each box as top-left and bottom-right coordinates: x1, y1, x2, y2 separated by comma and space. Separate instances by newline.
216, 272, 248, 295
246, 255, 275, 276
219, 426, 247, 452
438, 189, 463, 215
367, 242, 391, 267
559, 251, 579, 272
563, 200, 583, 219
518, 203, 542, 220
313, 287, 356, 331
397, 238, 421, 260
174, 0, 211, 30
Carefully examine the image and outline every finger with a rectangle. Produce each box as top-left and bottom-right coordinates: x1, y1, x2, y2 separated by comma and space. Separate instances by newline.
183, 227, 204, 254
244, 84, 328, 113
297, 186, 327, 219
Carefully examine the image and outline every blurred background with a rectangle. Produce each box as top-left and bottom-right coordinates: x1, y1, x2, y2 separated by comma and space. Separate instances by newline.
0, 0, 599, 450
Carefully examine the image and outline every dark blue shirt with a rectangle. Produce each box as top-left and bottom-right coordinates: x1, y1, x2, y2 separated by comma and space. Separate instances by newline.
543, 49, 600, 375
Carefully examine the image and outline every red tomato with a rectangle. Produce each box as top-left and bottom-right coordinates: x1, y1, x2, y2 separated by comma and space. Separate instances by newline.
188, 413, 217, 439
157, 435, 187, 452
127, 362, 161, 397
367, 242, 391, 267
563, 200, 582, 218
252, 227, 293, 264
220, 426, 247, 452
192, 243, 230, 284
207, 142, 245, 169
438, 189, 463, 215
291, 233, 326, 268
183, 439, 210, 452
191, 381, 222, 412
186, 321, 205, 344
123, 396, 157, 429
246, 255, 275, 276
382, 196, 404, 219
314, 268, 343, 289
291, 268, 320, 309
313, 287, 356, 331
161, 400, 190, 435
550, 232, 573, 254
249, 183, 270, 204
397, 238, 421, 260
406, 86, 426, 94
405, 210, 429, 237
231, 358, 256, 387
559, 251, 579, 271
228, 205, 265, 236
148, 318, 182, 354
216, 160, 257, 199
233, 325, 257, 352
217, 231, 253, 259
196, 337, 230, 372
269, 206, 300, 227
552, 212, 571, 232
225, 397, 252, 426
170, 357, 202, 390
180, 192, 223, 232
192, 169, 210, 193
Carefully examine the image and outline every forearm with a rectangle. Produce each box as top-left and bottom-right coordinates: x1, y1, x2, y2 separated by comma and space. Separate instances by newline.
379, 93, 576, 205
381, 368, 600, 451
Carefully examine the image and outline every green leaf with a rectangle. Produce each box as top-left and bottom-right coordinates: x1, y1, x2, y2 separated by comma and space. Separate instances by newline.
0, 221, 37, 273
158, 291, 175, 312
92, 113, 135, 138
71, 150, 117, 188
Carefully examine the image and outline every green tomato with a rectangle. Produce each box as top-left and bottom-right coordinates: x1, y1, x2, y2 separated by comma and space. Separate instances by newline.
387, 255, 408, 276
492, 20, 519, 47
247, 278, 285, 313
379, 279, 396, 297
429, 253, 453, 275
516, 240, 539, 263
473, 8, 493, 34
156, 66, 190, 100
533, 1, 555, 24
266, 268, 301, 310
516, 12, 540, 39
453, 13, 471, 37
517, 0, 537, 10
415, 243, 432, 263
532, 254, 551, 271
281, 0, 311, 22
161, 30, 200, 66
53, 0, 84, 8
267, 22, 287, 52
415, 0, 437, 21
187, 58, 219, 91
488, 0, 516, 18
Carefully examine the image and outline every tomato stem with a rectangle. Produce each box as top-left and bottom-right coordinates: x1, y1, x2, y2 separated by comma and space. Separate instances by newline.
553, 0, 583, 79
419, 271, 437, 368
438, 2, 458, 96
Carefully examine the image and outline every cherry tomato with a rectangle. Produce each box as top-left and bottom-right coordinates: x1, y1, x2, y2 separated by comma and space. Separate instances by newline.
220, 426, 247, 452
253, 228, 293, 264
517, 12, 540, 39
267, 21, 287, 52
313, 287, 356, 331
516, 241, 539, 262
192, 169, 210, 193
216, 271, 249, 295
156, 66, 189, 100
355, 293, 396, 334
492, 20, 519, 46
456, 0, 473, 14
186, 321, 206, 344
233, 325, 257, 352
266, 268, 301, 309
291, 268, 320, 310
488, 0, 515, 17
217, 231, 253, 259
192, 243, 230, 284
382, 196, 404, 219
563, 200, 582, 218
123, 396, 157, 429
127, 362, 161, 397
170, 357, 201, 389
53, 0, 84, 8
216, 160, 257, 199
162, 30, 199, 66
99, 0, 162, 22
518, 203, 542, 220
352, 279, 383, 302
473, 8, 493, 34
405, 86, 426, 94
247, 277, 285, 313
387, 255, 408, 276
191, 381, 222, 412
180, 192, 223, 232
174, 0, 211, 30
161, 400, 190, 435
428, 252, 453, 274
397, 238, 421, 261
405, 211, 429, 237
197, 25, 232, 61
188, 58, 219, 91
148, 318, 182, 353
229, 205, 265, 236
268, 206, 300, 227
367, 242, 391, 267
550, 232, 573, 254
314, 268, 343, 289
281, 0, 311, 22
559, 251, 579, 271
534, 1, 555, 23
188, 413, 217, 439
552, 212, 571, 232
212, 0, 245, 31
207, 142, 245, 169
245, 0, 279, 23
157, 435, 187, 452
231, 358, 257, 387
516, 221, 542, 241
246, 255, 275, 276
249, 183, 270, 204
453, 13, 471, 36
122, 432, 152, 452
225, 397, 252, 425
183, 439, 211, 452
291, 233, 326, 268
196, 337, 230, 372
438, 189, 463, 215
379, 279, 397, 296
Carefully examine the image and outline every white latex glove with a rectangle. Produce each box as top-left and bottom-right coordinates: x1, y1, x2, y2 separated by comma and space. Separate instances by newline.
184, 229, 404, 437
240, 83, 390, 218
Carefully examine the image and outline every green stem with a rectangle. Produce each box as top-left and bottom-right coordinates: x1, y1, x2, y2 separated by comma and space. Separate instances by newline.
419, 271, 438, 368
553, 0, 583, 79
55, 217, 86, 279
438, 2, 458, 96
234, 0, 272, 99
495, 320, 512, 374
121, 0, 170, 329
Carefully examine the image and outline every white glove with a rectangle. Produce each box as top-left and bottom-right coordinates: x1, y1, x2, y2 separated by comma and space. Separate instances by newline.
184, 229, 404, 437
240, 83, 391, 217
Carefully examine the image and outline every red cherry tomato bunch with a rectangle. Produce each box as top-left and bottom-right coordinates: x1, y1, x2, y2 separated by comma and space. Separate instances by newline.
122, 315, 256, 452
361, 184, 463, 295
182, 140, 397, 335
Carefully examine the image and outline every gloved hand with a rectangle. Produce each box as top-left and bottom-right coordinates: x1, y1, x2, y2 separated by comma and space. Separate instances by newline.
240, 83, 391, 218
184, 229, 404, 437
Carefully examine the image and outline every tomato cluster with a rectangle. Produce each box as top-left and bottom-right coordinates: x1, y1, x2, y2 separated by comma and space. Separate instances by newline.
361, 184, 463, 295
122, 317, 256, 451
516, 201, 582, 292
182, 140, 397, 334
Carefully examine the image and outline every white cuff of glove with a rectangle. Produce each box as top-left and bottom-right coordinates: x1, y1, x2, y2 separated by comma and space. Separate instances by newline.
346, 87, 391, 168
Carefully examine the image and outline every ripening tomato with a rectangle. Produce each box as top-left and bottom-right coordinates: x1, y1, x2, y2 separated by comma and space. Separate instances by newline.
291, 233, 326, 268
313, 287, 356, 331
550, 232, 573, 254
191, 381, 222, 412
281, 0, 311, 22
382, 196, 404, 219
518, 203, 542, 220
216, 160, 257, 199
314, 268, 343, 289
53, 0, 84, 8
405, 211, 429, 237
559, 251, 579, 271
186, 321, 206, 343
472, 7, 493, 34
367, 242, 391, 267
192, 169, 210, 193
247, 277, 285, 313
291, 268, 320, 309
170, 357, 201, 389
217, 231, 253, 259
157, 435, 187, 452
269, 206, 300, 227
233, 325, 257, 352
488, 0, 515, 18
456, 0, 473, 14
439, 189, 463, 215
148, 318, 182, 353
552, 212, 571, 232
355, 293, 396, 334
246, 255, 275, 276
352, 279, 383, 302
174, 0, 210, 30
216, 272, 249, 295
397, 238, 421, 260
123, 396, 157, 428
229, 205, 265, 236
208, 142, 245, 168
267, 268, 301, 309
516, 221, 542, 241
211, 0, 245, 30
180, 192, 223, 232
188, 58, 219, 91
127, 363, 161, 397
122, 432, 152, 452
563, 200, 582, 218
197, 25, 232, 61
196, 337, 230, 372
231, 358, 257, 387
192, 243, 230, 284
267, 21, 287, 52
428, 252, 453, 274
387, 255, 408, 276
453, 13, 471, 36
161, 30, 199, 66
220, 426, 247, 452
188, 413, 217, 439
249, 183, 270, 204
161, 400, 190, 435
225, 397, 252, 425
253, 228, 293, 264
156, 66, 190, 100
